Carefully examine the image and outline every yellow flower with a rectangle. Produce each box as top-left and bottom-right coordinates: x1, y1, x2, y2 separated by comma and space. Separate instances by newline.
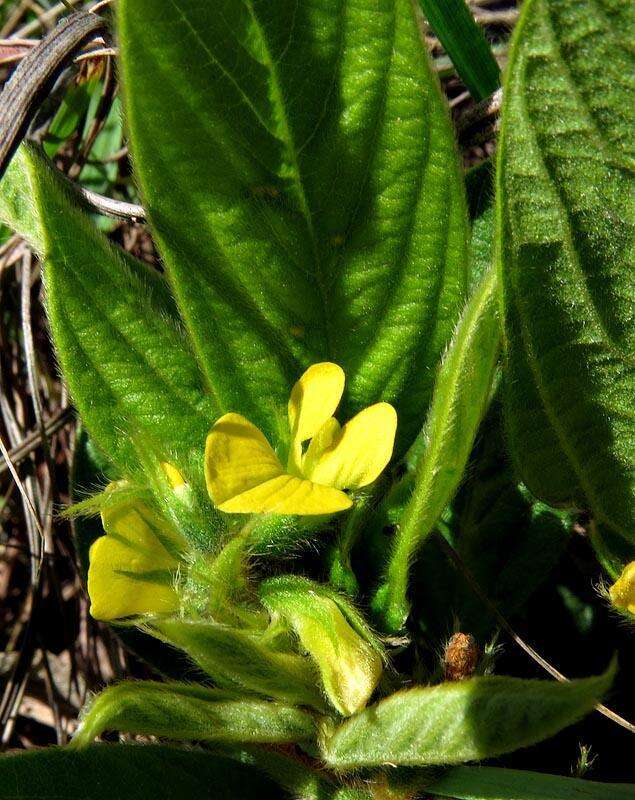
87, 488, 186, 621
205, 362, 397, 515
609, 561, 635, 615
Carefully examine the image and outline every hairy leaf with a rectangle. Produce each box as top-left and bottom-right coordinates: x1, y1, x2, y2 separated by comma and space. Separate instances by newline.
497, 0, 635, 544
465, 160, 496, 290
5, 146, 216, 477
321, 664, 614, 769
118, 0, 469, 450
153, 618, 325, 709
0, 745, 284, 800
373, 263, 500, 631
429, 766, 635, 800
72, 681, 315, 748
0, 147, 177, 318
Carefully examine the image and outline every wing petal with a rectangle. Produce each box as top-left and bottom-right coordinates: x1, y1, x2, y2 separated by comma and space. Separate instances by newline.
307, 402, 397, 489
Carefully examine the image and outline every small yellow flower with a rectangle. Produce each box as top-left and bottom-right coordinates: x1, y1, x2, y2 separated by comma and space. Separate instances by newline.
205, 362, 397, 515
609, 561, 635, 615
87, 487, 186, 621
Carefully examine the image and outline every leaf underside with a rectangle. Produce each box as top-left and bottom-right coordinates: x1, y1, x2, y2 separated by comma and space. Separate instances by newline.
72, 681, 315, 749
322, 666, 613, 768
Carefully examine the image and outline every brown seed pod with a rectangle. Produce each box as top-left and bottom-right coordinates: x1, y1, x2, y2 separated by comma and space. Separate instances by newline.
444, 632, 479, 681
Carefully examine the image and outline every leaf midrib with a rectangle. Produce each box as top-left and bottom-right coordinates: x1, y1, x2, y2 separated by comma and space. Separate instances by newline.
242, 0, 333, 358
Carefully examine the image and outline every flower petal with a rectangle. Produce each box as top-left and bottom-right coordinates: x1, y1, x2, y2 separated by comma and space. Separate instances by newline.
301, 417, 341, 474
288, 363, 345, 443
218, 474, 352, 515
609, 561, 635, 614
306, 402, 397, 489
88, 500, 182, 621
205, 413, 284, 506
88, 536, 179, 620
103, 500, 185, 559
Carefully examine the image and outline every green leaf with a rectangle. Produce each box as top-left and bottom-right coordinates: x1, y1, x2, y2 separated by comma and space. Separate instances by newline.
0, 146, 46, 252
589, 520, 633, 581
0, 147, 178, 319
373, 263, 500, 632
428, 766, 635, 800
0, 745, 285, 800
419, 0, 501, 101
497, 0, 635, 545
43, 78, 97, 158
321, 663, 614, 769
118, 0, 469, 450
465, 160, 496, 290
5, 146, 217, 477
72, 681, 315, 749
153, 618, 326, 710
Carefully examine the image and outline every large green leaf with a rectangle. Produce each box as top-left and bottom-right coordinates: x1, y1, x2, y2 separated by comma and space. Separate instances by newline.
0, 745, 285, 800
321, 665, 614, 769
429, 766, 635, 800
497, 0, 635, 545
118, 0, 469, 449
3, 146, 217, 478
0, 147, 177, 318
72, 681, 315, 748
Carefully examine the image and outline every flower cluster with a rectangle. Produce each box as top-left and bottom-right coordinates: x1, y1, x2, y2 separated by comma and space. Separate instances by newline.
88, 362, 397, 619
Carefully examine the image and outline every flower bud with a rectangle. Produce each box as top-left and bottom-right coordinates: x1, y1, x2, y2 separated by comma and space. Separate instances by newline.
260, 576, 383, 716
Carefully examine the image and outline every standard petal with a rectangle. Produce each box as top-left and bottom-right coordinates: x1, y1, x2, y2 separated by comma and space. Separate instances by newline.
288, 363, 345, 443
307, 402, 397, 490
103, 500, 185, 559
218, 474, 352, 515
205, 412, 284, 506
87, 535, 179, 621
